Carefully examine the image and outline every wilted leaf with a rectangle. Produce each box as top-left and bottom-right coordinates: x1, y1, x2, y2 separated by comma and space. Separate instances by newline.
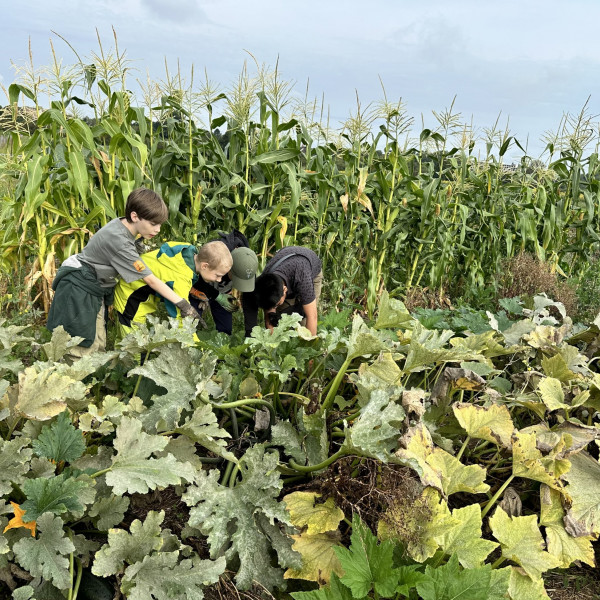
453, 402, 514, 448
15, 366, 85, 421
512, 431, 570, 489
563, 450, 600, 536
285, 531, 343, 584
537, 377, 568, 412
539, 485, 594, 568
378, 488, 458, 562
489, 507, 560, 579
41, 326, 84, 362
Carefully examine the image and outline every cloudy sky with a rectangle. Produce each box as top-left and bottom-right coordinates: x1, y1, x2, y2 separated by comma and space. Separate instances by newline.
3, 0, 600, 159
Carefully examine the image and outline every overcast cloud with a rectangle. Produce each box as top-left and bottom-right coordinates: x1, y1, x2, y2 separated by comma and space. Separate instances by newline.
3, 0, 600, 159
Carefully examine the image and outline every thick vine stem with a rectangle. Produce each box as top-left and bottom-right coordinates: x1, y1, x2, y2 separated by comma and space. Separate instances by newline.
288, 447, 348, 473
318, 357, 352, 416
211, 399, 275, 424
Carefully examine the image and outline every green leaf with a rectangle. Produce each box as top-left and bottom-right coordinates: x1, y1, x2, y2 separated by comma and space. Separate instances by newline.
537, 377, 568, 411
249, 147, 300, 165
184, 444, 299, 591
41, 326, 84, 362
336, 514, 400, 598
106, 417, 196, 495
349, 352, 403, 407
416, 554, 492, 600
121, 551, 225, 599
346, 389, 406, 461
13, 513, 75, 590
452, 402, 514, 448
32, 411, 85, 464
22, 474, 89, 521
129, 345, 220, 432
434, 504, 498, 569
173, 403, 236, 462
539, 485, 594, 568
489, 507, 560, 579
88, 495, 130, 531
375, 291, 414, 330
283, 492, 344, 535
0, 438, 32, 496
92, 511, 165, 577
540, 353, 577, 382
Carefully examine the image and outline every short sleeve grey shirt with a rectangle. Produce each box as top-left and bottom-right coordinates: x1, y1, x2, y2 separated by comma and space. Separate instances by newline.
269, 247, 322, 305
78, 218, 153, 288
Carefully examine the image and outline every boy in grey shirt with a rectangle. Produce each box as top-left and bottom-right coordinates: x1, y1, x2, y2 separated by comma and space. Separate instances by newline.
47, 188, 201, 357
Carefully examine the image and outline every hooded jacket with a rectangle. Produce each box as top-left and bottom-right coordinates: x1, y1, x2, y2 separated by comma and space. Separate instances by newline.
113, 242, 198, 326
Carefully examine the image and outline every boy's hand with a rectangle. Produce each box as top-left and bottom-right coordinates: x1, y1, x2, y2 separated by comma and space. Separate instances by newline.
176, 299, 202, 320
216, 293, 238, 313
189, 289, 209, 311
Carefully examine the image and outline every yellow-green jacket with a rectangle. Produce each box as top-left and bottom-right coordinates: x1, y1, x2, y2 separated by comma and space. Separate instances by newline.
114, 242, 198, 327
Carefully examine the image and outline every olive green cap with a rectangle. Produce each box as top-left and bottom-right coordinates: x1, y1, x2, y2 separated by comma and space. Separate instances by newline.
230, 247, 258, 292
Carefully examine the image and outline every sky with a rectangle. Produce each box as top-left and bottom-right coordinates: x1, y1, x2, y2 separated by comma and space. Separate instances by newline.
3, 0, 600, 160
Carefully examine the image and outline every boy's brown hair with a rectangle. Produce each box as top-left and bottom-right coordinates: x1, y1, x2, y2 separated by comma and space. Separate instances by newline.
196, 241, 233, 270
125, 187, 168, 223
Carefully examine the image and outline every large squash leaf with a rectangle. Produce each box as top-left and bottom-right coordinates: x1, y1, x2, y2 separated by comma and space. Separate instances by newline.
452, 402, 514, 448
183, 444, 300, 591
489, 507, 560, 579
13, 513, 75, 590
105, 417, 196, 495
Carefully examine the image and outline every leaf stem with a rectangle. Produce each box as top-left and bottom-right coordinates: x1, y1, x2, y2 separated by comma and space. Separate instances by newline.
455, 435, 471, 461
481, 474, 515, 518
288, 447, 348, 473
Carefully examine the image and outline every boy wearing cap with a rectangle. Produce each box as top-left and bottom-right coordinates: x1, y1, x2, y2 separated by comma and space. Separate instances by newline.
114, 240, 232, 336
189, 240, 258, 335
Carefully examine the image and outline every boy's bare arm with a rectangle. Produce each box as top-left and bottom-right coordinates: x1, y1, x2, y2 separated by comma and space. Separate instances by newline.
302, 300, 318, 336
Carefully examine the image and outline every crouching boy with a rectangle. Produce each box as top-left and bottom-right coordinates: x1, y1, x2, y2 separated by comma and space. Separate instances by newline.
113, 240, 232, 336
47, 188, 200, 358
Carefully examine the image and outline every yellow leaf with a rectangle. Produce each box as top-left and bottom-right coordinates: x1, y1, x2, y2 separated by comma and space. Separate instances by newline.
284, 531, 343, 584
340, 194, 349, 213
3, 502, 36, 537
453, 402, 514, 449
277, 216, 288, 246
283, 492, 344, 534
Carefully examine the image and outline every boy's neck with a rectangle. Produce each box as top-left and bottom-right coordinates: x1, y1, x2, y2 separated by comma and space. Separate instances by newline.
120, 217, 138, 236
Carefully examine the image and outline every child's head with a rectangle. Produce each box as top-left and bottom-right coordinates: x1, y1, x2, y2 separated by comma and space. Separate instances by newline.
195, 241, 233, 283
125, 188, 169, 224
255, 273, 286, 309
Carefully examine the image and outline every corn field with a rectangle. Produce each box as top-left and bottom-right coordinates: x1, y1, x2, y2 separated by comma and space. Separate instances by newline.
1, 37, 600, 314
